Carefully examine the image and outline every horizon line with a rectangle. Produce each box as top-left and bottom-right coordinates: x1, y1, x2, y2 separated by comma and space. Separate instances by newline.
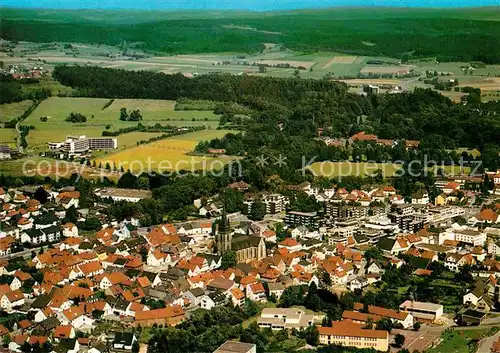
0, 4, 498, 13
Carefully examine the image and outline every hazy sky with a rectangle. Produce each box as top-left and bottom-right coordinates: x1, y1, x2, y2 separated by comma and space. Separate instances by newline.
2, 0, 497, 11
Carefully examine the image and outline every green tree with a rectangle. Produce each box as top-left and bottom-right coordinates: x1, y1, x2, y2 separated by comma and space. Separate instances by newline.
305, 282, 321, 311
66, 205, 78, 223
394, 333, 405, 347
34, 187, 49, 204
376, 318, 393, 333
129, 109, 143, 121
302, 325, 319, 346
221, 250, 237, 269
413, 322, 421, 331
2, 335, 11, 347
249, 201, 266, 221
120, 107, 129, 121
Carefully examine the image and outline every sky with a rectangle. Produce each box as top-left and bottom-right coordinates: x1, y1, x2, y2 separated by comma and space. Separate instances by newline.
1, 0, 497, 11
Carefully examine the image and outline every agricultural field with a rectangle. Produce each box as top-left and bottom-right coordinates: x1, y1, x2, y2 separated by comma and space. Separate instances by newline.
308, 161, 471, 178
94, 130, 239, 173
0, 129, 17, 147
0, 156, 119, 180
23, 97, 220, 150
457, 77, 500, 91
0, 100, 33, 123
3, 38, 500, 99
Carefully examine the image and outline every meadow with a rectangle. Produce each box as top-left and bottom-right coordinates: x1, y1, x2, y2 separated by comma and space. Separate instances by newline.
0, 129, 17, 147
427, 328, 499, 353
23, 97, 220, 150
0, 100, 33, 123
94, 130, 239, 172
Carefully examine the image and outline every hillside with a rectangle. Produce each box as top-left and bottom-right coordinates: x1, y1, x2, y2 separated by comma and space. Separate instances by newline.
1, 7, 499, 62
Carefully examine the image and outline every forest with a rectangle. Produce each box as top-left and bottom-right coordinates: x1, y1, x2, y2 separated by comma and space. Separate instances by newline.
52, 65, 500, 160
1, 8, 499, 62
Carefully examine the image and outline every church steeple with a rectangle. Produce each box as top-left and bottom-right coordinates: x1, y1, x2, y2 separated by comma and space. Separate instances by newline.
219, 203, 230, 234
216, 203, 232, 255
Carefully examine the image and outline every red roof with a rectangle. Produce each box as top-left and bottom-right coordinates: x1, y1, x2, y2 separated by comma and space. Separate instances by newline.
135, 306, 184, 321
249, 282, 265, 294
318, 321, 388, 339
350, 131, 378, 142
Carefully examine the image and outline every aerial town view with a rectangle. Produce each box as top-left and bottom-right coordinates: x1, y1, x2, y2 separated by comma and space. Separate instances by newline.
0, 0, 499, 352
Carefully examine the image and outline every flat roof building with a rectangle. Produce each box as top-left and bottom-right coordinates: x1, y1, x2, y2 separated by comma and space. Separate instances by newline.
48, 135, 117, 154
94, 188, 152, 203
213, 341, 256, 353
399, 300, 443, 322
257, 308, 317, 330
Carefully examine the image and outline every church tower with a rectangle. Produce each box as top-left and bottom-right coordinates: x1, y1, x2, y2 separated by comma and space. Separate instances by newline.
216, 206, 232, 255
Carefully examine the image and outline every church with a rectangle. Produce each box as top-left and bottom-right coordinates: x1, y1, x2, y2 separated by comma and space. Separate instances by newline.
215, 210, 266, 263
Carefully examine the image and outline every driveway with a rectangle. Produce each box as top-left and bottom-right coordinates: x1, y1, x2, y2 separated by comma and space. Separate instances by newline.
392, 324, 450, 353
477, 330, 500, 353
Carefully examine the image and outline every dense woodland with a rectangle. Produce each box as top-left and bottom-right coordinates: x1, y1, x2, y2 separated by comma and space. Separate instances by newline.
52, 66, 500, 170
1, 10, 499, 63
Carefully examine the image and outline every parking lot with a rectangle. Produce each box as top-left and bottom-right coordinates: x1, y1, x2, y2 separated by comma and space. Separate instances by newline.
392, 326, 445, 353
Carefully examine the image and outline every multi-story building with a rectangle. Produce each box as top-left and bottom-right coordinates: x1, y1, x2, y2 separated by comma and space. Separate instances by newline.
318, 321, 389, 351
363, 215, 399, 234
326, 204, 368, 221
389, 204, 425, 233
285, 211, 322, 229
48, 135, 117, 155
428, 206, 466, 223
454, 229, 487, 246
244, 194, 289, 215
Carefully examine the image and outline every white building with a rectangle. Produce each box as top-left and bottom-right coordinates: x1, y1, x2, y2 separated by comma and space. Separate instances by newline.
94, 188, 152, 202
399, 301, 443, 322
257, 308, 318, 330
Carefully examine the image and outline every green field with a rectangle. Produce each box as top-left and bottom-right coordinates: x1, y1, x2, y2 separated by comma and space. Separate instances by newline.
428, 328, 499, 353
23, 97, 220, 150
0, 100, 33, 123
95, 130, 239, 172
308, 161, 472, 177
0, 129, 17, 147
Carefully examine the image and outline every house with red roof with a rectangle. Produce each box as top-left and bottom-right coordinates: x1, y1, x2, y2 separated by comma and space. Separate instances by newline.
54, 325, 75, 342
246, 282, 267, 302
62, 223, 79, 238
230, 287, 246, 307
0, 289, 25, 310
443, 182, 460, 195
134, 305, 185, 327
349, 131, 378, 142
278, 238, 302, 252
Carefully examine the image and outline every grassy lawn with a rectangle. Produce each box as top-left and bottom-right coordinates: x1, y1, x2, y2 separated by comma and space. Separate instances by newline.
0, 100, 33, 123
266, 336, 306, 352
428, 328, 500, 353
114, 131, 165, 150
0, 157, 48, 176
23, 97, 220, 150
